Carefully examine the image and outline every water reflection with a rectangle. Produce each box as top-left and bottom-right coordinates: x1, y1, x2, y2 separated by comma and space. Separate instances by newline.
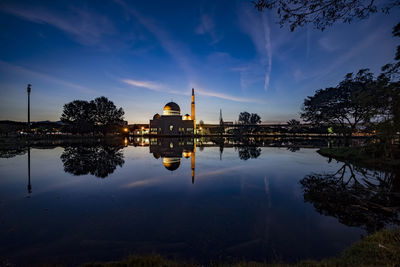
2, 137, 400, 265
149, 138, 196, 183
300, 163, 400, 233
27, 146, 31, 194
60, 145, 125, 178
238, 146, 261, 160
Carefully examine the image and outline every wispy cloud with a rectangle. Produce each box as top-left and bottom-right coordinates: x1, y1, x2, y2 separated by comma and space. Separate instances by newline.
1, 4, 115, 46
123, 78, 262, 103
195, 14, 222, 44
122, 79, 182, 95
0, 60, 94, 93
238, 6, 272, 91
194, 86, 265, 104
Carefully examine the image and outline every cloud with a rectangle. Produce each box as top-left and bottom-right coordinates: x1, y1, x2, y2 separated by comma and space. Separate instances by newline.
1, 4, 115, 46
318, 36, 341, 52
238, 6, 272, 91
0, 60, 94, 94
122, 79, 182, 95
194, 86, 265, 104
123, 78, 262, 103
195, 14, 222, 44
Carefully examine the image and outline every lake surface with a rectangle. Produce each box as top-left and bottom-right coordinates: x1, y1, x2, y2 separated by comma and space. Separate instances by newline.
0, 138, 398, 266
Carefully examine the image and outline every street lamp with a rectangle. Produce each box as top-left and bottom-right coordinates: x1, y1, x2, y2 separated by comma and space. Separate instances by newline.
27, 84, 31, 133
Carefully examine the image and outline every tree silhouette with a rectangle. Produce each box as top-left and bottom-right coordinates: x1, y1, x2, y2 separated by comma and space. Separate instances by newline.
91, 96, 125, 135
238, 146, 261, 160
60, 97, 124, 135
60, 100, 95, 134
300, 163, 400, 233
301, 69, 378, 142
254, 0, 399, 31
61, 145, 125, 178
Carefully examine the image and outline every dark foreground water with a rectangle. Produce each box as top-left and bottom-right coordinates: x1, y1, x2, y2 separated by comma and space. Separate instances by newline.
0, 138, 399, 266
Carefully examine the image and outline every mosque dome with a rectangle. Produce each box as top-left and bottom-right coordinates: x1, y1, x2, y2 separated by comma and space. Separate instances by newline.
183, 114, 191, 120
163, 157, 181, 171
163, 102, 180, 116
153, 113, 161, 120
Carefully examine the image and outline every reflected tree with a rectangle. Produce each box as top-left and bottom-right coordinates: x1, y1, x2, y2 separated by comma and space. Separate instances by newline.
238, 146, 261, 160
61, 145, 125, 178
0, 148, 27, 158
300, 163, 400, 233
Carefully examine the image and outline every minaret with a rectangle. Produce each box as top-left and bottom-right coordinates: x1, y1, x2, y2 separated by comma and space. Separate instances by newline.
191, 88, 196, 131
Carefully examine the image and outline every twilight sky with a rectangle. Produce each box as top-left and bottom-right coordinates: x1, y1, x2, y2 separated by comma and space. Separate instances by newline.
0, 0, 399, 124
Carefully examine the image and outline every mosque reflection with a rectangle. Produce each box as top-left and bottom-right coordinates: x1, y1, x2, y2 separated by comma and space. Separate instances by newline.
149, 138, 196, 183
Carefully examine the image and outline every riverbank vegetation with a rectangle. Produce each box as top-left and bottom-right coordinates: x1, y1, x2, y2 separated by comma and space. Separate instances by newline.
83, 229, 400, 267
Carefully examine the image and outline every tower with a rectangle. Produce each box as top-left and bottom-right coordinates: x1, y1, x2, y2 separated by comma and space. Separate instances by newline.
27, 84, 31, 132
191, 88, 195, 130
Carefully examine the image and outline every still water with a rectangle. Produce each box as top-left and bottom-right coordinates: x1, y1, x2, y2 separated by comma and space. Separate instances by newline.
0, 138, 398, 266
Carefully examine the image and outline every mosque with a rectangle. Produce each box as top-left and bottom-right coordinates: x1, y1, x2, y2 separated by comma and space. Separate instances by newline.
149, 88, 196, 135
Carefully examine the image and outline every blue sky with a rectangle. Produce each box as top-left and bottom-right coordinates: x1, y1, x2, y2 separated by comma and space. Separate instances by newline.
0, 0, 399, 124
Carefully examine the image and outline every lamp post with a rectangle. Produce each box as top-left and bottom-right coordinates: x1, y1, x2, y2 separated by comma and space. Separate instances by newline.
27, 84, 31, 133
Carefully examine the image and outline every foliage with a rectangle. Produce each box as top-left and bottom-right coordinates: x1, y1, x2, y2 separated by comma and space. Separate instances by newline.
60, 97, 124, 135
238, 111, 251, 124
61, 145, 125, 178
238, 112, 262, 134
381, 22, 400, 79
287, 119, 301, 133
300, 69, 379, 137
254, 0, 400, 31
238, 146, 261, 160
60, 100, 95, 133
91, 96, 125, 135
300, 162, 400, 233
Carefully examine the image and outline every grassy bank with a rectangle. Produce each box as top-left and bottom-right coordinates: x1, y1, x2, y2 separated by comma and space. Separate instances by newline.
318, 146, 400, 170
83, 229, 400, 267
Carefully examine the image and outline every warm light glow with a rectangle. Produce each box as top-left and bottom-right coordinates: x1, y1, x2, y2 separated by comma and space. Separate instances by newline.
123, 128, 128, 132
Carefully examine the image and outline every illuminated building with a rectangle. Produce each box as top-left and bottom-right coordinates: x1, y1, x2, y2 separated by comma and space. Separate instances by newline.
149, 89, 196, 136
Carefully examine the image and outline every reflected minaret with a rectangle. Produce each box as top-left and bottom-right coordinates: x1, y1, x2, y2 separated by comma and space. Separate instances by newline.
191, 143, 196, 184
27, 147, 32, 194
191, 88, 195, 131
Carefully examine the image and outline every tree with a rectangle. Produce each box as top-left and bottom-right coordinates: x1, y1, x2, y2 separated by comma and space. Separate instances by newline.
238, 111, 251, 124
60, 97, 125, 135
250, 113, 261, 124
91, 96, 125, 135
287, 119, 301, 133
254, 0, 400, 31
382, 22, 400, 79
238, 112, 262, 133
60, 100, 95, 134
61, 144, 125, 178
300, 162, 400, 233
301, 69, 378, 143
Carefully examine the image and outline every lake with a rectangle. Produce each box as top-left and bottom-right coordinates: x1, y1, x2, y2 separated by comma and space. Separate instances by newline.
0, 137, 398, 266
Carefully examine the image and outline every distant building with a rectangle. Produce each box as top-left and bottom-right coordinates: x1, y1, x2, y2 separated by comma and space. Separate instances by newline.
149, 89, 196, 135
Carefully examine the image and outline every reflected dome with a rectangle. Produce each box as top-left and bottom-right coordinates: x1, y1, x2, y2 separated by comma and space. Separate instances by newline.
163, 102, 180, 116
182, 151, 191, 158
163, 157, 180, 171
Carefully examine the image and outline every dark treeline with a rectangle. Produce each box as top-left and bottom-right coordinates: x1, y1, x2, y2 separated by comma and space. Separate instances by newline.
60, 96, 125, 135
